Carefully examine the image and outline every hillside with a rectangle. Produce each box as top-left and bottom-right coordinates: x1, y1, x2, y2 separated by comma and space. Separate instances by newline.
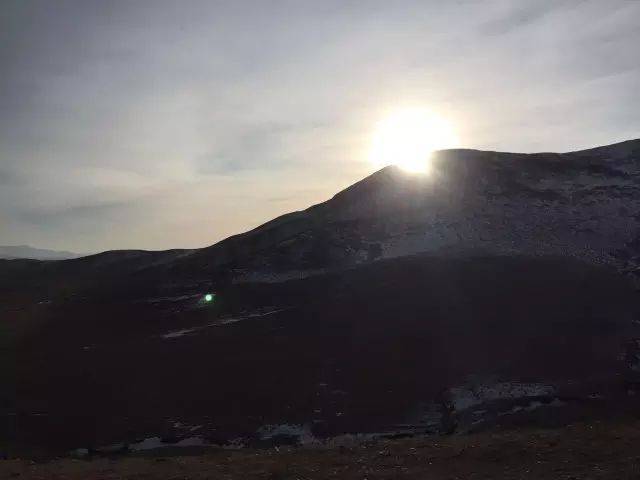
180, 138, 640, 282
3, 139, 640, 293
2, 139, 640, 455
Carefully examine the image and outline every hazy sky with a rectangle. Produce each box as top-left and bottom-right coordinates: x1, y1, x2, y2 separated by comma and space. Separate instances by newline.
1, 0, 639, 253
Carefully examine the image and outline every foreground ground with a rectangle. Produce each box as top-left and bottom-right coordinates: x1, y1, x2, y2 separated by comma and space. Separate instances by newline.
3, 421, 640, 479
5, 255, 638, 450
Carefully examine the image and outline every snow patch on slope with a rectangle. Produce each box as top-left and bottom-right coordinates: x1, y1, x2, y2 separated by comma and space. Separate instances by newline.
448, 381, 556, 411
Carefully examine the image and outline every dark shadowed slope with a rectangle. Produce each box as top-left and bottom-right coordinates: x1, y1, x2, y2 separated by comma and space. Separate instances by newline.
4, 254, 640, 453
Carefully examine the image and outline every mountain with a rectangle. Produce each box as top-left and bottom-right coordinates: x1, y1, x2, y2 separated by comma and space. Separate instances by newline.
177, 137, 640, 282
6, 138, 640, 291
3, 139, 640, 455
0, 245, 84, 261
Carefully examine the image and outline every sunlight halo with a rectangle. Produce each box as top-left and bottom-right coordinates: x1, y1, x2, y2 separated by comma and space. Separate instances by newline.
369, 107, 459, 173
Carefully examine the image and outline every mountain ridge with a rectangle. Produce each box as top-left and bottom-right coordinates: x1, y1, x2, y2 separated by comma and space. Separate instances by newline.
3, 138, 640, 290
182, 137, 640, 282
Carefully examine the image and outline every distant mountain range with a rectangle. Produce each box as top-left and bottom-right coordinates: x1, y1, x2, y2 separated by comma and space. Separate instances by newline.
0, 245, 84, 260
6, 138, 639, 286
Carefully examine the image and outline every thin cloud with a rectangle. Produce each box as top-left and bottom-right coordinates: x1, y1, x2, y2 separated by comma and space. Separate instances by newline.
0, 0, 638, 251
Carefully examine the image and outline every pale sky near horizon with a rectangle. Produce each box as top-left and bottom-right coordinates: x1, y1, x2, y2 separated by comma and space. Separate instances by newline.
1, 0, 639, 253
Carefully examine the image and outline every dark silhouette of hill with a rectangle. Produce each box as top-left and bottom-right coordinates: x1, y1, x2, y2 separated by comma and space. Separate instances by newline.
2, 139, 640, 454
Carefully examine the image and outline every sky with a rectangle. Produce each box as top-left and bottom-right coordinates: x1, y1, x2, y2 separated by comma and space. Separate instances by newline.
1, 0, 639, 253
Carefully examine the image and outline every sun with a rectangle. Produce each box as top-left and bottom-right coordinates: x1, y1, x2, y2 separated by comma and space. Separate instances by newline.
370, 107, 459, 173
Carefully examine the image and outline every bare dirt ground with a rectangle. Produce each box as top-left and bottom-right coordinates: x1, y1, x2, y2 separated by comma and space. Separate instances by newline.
3, 421, 640, 479
5, 255, 638, 452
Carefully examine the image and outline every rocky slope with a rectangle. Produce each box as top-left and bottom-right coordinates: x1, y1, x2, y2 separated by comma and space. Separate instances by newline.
176, 138, 640, 283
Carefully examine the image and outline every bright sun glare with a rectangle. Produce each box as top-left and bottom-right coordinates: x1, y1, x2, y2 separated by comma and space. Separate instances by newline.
370, 108, 459, 173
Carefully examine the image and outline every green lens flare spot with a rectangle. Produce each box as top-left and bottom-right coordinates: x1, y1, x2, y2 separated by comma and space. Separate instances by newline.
204, 293, 214, 303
